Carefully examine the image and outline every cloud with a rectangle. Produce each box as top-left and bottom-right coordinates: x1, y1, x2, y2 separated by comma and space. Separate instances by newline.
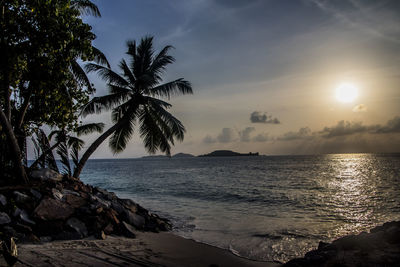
253, 133, 270, 142
217, 128, 236, 143
320, 121, 377, 138
239, 127, 255, 142
375, 116, 400, 133
352, 104, 367, 112
278, 127, 312, 141
250, 111, 280, 124
203, 135, 217, 144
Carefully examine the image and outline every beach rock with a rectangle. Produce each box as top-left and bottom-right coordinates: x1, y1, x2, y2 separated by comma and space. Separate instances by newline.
34, 198, 74, 220
121, 199, 138, 213
121, 221, 136, 238
65, 194, 87, 208
35, 220, 64, 236
95, 187, 117, 201
96, 230, 106, 240
110, 200, 125, 214
30, 168, 63, 182
284, 221, 400, 267
13, 191, 30, 203
0, 194, 7, 206
125, 211, 145, 229
62, 189, 80, 197
14, 223, 32, 234
51, 188, 63, 201
66, 217, 88, 238
3, 226, 17, 237
18, 209, 36, 225
90, 195, 111, 209
0, 212, 11, 224
30, 189, 42, 200
13, 207, 22, 217
105, 209, 120, 225
103, 223, 114, 235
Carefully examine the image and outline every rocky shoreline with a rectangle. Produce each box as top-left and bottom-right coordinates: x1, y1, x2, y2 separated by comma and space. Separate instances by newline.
0, 168, 171, 262
284, 221, 400, 266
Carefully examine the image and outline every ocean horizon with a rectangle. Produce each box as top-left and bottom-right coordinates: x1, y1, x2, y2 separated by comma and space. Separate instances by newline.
77, 153, 400, 262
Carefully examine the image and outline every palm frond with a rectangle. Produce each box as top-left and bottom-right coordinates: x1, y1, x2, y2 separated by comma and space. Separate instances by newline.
148, 100, 185, 141
77, 122, 105, 136
108, 84, 131, 95
70, 60, 94, 93
57, 142, 71, 176
67, 136, 85, 150
138, 107, 171, 155
143, 97, 172, 109
150, 45, 175, 80
150, 79, 193, 98
133, 36, 154, 77
35, 129, 59, 171
92, 46, 110, 68
119, 59, 136, 85
111, 101, 132, 123
85, 63, 129, 87
71, 0, 101, 17
80, 92, 130, 116
109, 118, 135, 153
32, 137, 41, 160
71, 146, 80, 171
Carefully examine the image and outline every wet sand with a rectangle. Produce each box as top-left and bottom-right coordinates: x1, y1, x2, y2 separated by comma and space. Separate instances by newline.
15, 232, 281, 267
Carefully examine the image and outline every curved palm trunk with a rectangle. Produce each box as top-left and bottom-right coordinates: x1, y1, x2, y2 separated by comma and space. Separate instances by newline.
73, 122, 123, 178
0, 108, 28, 184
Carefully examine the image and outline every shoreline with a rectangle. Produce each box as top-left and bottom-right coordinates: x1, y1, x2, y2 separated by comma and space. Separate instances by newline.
16, 232, 281, 267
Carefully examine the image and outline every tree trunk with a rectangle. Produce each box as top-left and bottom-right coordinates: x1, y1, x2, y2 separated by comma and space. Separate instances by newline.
73, 122, 123, 178
0, 108, 28, 184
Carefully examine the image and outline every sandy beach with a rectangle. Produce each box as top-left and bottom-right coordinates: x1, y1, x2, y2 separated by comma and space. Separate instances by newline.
15, 232, 281, 267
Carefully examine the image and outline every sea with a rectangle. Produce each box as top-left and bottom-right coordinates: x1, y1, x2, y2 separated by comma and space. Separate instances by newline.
79, 153, 400, 263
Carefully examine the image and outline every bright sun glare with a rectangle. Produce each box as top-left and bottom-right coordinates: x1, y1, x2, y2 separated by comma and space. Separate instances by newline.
335, 83, 358, 103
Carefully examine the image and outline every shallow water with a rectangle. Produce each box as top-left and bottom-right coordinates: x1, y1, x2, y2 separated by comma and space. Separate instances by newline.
80, 153, 400, 262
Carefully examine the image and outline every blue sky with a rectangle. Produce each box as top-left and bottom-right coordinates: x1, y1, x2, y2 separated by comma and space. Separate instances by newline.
69, 0, 400, 158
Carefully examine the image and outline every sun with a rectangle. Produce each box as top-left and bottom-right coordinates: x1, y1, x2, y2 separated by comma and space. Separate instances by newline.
335, 82, 358, 103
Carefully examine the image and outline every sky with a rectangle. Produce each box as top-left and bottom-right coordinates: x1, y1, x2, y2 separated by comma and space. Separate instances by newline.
70, 0, 400, 158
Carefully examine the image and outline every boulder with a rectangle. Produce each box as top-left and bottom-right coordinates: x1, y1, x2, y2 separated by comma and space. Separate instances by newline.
90, 195, 111, 209
66, 217, 88, 238
0, 212, 11, 225
103, 223, 114, 235
51, 188, 63, 201
13, 191, 30, 203
121, 221, 136, 238
34, 198, 74, 220
65, 194, 87, 208
105, 209, 120, 225
0, 194, 7, 206
18, 209, 36, 225
121, 199, 138, 213
125, 211, 145, 229
30, 189, 42, 200
30, 168, 63, 182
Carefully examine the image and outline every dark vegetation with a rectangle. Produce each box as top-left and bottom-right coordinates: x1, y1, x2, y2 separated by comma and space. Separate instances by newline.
0, 0, 192, 184
0, 1, 190, 263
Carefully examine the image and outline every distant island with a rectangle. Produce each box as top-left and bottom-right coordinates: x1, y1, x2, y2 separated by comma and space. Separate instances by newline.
141, 153, 195, 159
199, 150, 259, 157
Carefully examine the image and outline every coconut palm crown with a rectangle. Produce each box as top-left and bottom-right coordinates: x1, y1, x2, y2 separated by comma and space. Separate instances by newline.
73, 36, 193, 177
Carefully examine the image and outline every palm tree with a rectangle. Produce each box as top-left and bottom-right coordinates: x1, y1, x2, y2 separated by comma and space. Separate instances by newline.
73, 36, 193, 178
